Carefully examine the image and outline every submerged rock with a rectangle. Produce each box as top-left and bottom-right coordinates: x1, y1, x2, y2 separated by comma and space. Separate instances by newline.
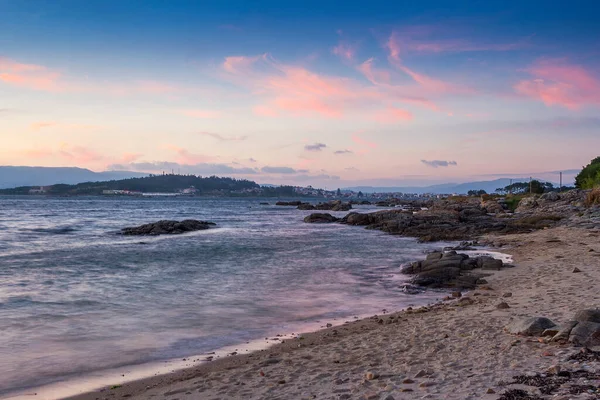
303, 213, 339, 223
120, 220, 216, 236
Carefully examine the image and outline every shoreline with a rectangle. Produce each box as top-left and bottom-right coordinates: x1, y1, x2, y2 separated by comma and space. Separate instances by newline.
1, 247, 511, 400
60, 226, 600, 399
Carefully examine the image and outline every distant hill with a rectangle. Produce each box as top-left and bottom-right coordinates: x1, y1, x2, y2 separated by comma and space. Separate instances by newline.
0, 166, 147, 189
343, 178, 534, 195
0, 174, 304, 197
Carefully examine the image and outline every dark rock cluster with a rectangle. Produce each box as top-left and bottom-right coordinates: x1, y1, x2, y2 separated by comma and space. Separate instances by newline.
400, 250, 512, 289
120, 220, 216, 236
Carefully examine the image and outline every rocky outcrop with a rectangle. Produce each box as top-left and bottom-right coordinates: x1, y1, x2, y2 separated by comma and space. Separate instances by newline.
298, 200, 352, 212
303, 213, 339, 223
506, 309, 600, 348
401, 251, 510, 289
120, 220, 216, 236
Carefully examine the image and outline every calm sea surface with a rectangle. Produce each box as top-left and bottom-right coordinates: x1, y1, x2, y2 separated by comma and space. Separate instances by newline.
0, 196, 450, 395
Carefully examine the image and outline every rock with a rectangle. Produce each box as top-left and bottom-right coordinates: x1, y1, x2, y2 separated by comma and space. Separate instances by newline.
303, 213, 340, 223
402, 379, 415, 384
414, 370, 429, 378
418, 381, 435, 388
120, 220, 216, 236
572, 267, 582, 273
477, 256, 503, 270
574, 309, 600, 323
259, 202, 269, 205
551, 321, 579, 342
546, 365, 561, 375
542, 328, 559, 337
503, 292, 513, 298
275, 201, 303, 206
505, 317, 558, 336
569, 321, 600, 347
297, 203, 315, 210
451, 291, 462, 298
486, 388, 496, 394
497, 302, 510, 309
541, 191, 560, 202
516, 196, 539, 211
365, 372, 379, 380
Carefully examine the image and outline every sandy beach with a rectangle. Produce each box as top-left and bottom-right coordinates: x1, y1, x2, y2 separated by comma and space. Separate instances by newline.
57, 225, 599, 400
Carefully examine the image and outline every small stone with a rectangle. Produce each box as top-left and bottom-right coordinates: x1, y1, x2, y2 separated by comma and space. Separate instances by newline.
365, 372, 379, 380
497, 302, 510, 309
383, 395, 395, 400
277, 379, 286, 384
400, 388, 413, 392
451, 291, 462, 298
502, 292, 512, 298
572, 267, 582, 273
419, 381, 435, 388
486, 388, 495, 394
259, 370, 265, 376
542, 350, 554, 356
414, 370, 428, 378
402, 378, 415, 384
547, 365, 561, 374
326, 323, 332, 327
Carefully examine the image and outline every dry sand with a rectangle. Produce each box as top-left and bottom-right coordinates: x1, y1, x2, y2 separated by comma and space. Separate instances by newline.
57, 226, 600, 399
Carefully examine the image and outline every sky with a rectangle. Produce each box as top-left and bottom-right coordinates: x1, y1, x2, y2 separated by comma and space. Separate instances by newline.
1, 0, 599, 188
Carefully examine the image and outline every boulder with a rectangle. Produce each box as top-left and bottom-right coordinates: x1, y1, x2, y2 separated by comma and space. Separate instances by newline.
505, 317, 557, 336
540, 192, 560, 202
303, 213, 339, 223
569, 321, 600, 347
120, 220, 216, 236
574, 309, 600, 323
297, 203, 315, 210
516, 196, 539, 212
477, 256, 503, 270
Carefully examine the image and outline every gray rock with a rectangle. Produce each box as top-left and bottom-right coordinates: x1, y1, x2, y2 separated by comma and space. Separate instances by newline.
477, 256, 503, 270
505, 317, 557, 336
569, 321, 600, 347
551, 321, 579, 342
541, 192, 560, 201
574, 309, 600, 323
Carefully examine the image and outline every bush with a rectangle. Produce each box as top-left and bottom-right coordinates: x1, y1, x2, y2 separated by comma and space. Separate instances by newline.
575, 157, 600, 189
585, 188, 600, 207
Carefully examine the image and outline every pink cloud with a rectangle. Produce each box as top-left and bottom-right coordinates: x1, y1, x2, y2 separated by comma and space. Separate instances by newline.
167, 145, 215, 164
178, 109, 222, 118
387, 32, 402, 62
514, 60, 600, 109
0, 58, 61, 91
120, 153, 142, 163
357, 58, 391, 85
135, 81, 180, 94
351, 132, 378, 150
332, 42, 357, 61
396, 64, 473, 95
59, 144, 106, 164
372, 106, 413, 123
223, 55, 266, 74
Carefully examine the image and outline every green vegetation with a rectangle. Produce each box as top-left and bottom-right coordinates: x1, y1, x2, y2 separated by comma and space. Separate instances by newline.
0, 174, 305, 197
586, 187, 600, 206
575, 156, 600, 189
467, 189, 487, 196
495, 180, 555, 194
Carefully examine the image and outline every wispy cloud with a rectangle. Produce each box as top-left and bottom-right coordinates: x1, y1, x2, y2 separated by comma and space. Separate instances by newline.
109, 161, 258, 175
304, 142, 327, 152
514, 59, 600, 109
261, 166, 308, 174
421, 159, 458, 168
332, 41, 357, 61
372, 106, 413, 123
334, 149, 353, 155
198, 132, 248, 142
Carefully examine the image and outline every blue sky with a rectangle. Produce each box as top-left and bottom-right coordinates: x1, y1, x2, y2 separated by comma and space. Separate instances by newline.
1, 0, 599, 187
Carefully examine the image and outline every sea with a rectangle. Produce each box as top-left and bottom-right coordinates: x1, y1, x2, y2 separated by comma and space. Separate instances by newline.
0, 196, 453, 398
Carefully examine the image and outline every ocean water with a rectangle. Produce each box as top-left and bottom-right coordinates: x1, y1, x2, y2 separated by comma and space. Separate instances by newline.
0, 197, 450, 396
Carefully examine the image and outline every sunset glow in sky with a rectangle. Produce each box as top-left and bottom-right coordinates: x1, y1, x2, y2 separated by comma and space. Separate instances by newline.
1, 1, 599, 187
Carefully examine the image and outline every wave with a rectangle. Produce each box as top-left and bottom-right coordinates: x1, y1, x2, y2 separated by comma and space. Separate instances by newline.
27, 226, 79, 235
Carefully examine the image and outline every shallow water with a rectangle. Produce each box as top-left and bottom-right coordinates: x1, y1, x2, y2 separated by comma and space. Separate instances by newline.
0, 196, 450, 395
